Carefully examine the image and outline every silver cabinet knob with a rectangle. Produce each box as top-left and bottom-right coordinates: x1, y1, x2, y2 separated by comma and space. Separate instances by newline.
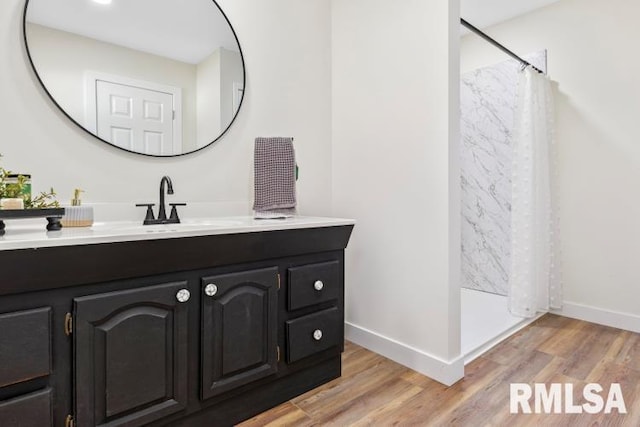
314, 280, 324, 291
204, 284, 218, 297
313, 329, 323, 341
176, 289, 191, 303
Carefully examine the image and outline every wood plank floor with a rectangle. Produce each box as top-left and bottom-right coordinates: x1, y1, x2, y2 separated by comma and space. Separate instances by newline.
239, 314, 640, 426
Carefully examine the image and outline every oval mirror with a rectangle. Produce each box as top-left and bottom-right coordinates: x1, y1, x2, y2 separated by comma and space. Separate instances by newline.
23, 0, 245, 157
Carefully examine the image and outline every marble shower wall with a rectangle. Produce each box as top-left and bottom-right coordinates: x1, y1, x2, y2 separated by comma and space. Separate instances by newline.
460, 51, 547, 295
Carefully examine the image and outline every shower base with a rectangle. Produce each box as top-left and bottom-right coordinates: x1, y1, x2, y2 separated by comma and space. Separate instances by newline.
461, 288, 543, 364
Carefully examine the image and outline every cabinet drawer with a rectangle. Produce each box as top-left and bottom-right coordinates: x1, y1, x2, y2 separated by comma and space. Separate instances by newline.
288, 260, 340, 311
0, 308, 51, 388
0, 388, 52, 427
286, 307, 342, 363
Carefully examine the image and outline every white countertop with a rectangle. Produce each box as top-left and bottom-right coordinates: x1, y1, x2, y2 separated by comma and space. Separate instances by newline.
0, 216, 355, 251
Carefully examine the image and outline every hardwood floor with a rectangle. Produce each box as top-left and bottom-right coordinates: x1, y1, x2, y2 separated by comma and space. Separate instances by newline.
238, 314, 640, 426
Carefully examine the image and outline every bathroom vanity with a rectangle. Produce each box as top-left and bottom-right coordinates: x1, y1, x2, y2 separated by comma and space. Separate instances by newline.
0, 217, 353, 427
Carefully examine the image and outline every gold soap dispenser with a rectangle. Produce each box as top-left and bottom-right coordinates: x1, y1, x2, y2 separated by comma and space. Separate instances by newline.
61, 189, 94, 227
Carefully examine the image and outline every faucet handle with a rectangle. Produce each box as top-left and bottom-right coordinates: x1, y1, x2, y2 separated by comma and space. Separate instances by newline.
169, 203, 187, 223
136, 203, 156, 223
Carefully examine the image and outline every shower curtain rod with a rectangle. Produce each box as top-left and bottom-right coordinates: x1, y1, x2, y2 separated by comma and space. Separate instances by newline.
460, 18, 544, 74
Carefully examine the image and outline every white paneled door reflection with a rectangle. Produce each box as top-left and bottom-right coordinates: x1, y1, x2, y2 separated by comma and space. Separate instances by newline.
96, 80, 175, 155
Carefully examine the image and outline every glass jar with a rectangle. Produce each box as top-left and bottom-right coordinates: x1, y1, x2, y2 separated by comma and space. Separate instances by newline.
6, 174, 32, 203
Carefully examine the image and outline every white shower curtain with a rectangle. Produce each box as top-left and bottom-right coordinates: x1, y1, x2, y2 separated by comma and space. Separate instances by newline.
508, 66, 562, 318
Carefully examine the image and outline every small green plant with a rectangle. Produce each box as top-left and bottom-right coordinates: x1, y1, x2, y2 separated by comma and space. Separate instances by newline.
0, 153, 6, 198
0, 155, 14, 201
0, 153, 59, 209
27, 188, 60, 209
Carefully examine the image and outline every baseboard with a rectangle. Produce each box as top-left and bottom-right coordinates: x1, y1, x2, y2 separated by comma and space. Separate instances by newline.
345, 322, 464, 386
553, 302, 640, 333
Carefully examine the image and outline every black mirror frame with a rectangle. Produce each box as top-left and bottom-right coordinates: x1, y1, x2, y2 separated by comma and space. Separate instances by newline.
22, 0, 246, 158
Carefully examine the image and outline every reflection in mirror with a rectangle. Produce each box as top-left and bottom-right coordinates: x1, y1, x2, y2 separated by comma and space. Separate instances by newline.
24, 0, 245, 156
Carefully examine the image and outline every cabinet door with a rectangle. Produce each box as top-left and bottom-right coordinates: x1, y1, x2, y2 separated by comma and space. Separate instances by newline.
201, 267, 278, 399
74, 281, 189, 427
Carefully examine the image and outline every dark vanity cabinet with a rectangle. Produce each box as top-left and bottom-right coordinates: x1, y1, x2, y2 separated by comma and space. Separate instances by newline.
73, 282, 189, 427
286, 261, 344, 363
0, 225, 352, 427
200, 268, 279, 399
0, 308, 53, 427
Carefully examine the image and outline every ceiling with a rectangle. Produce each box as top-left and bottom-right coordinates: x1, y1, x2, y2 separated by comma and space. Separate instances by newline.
26, 0, 560, 61
461, 0, 561, 32
26, 0, 241, 64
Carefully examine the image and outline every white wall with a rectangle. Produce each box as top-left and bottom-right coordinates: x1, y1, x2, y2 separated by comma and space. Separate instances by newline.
196, 47, 244, 149
197, 49, 222, 147
461, 0, 640, 324
219, 48, 244, 132
332, 0, 462, 385
0, 0, 333, 219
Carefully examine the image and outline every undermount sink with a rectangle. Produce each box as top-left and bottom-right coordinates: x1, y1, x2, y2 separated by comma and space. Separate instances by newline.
138, 220, 246, 233
92, 218, 247, 234
180, 218, 245, 227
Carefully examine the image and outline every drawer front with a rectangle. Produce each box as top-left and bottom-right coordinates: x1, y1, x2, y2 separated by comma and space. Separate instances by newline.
288, 260, 340, 311
286, 307, 342, 363
0, 388, 52, 427
0, 308, 51, 388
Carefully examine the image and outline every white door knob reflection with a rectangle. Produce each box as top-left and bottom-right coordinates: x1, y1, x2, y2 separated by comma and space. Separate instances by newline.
313, 329, 323, 341
205, 284, 218, 297
314, 280, 324, 291
176, 289, 191, 303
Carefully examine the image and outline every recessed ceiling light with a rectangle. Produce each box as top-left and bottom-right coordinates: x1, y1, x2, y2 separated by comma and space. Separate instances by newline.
93, 0, 112, 5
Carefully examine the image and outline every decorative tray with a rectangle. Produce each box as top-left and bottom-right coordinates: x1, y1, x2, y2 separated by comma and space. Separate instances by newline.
0, 208, 66, 235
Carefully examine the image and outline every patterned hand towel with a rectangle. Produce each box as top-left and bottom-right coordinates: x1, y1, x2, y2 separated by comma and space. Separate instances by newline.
253, 137, 297, 218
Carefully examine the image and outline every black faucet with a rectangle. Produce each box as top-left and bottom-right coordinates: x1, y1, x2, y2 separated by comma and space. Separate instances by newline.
158, 176, 173, 222
136, 176, 187, 225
